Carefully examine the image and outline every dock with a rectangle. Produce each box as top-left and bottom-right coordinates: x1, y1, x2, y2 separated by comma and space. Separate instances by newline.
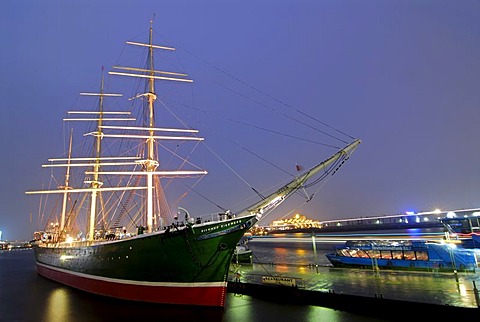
228, 260, 480, 320
227, 280, 480, 320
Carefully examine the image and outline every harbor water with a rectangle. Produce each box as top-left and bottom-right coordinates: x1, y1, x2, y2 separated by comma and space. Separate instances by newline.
1, 249, 386, 322
2, 232, 480, 321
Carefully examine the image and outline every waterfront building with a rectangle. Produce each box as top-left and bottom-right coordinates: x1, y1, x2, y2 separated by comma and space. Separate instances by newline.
256, 208, 480, 234
270, 214, 322, 231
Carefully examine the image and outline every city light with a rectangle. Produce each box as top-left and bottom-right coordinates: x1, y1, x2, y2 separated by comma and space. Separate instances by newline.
250, 207, 480, 235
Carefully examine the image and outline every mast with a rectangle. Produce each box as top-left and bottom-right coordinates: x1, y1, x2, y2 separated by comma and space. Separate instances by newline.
59, 129, 73, 236
64, 70, 126, 241
86, 70, 104, 240
108, 21, 196, 234
145, 21, 158, 233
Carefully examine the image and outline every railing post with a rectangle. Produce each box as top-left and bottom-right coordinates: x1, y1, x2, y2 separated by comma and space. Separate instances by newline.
473, 280, 480, 308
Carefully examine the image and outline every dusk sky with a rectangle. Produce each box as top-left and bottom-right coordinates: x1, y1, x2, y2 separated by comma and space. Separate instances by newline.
1, 0, 480, 241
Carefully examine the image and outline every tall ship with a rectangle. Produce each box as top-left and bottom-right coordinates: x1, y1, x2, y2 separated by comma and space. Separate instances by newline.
25, 22, 361, 307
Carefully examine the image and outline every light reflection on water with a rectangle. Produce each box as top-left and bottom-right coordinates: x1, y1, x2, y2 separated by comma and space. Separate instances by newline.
2, 232, 477, 321
1, 250, 383, 322
254, 228, 446, 243
243, 238, 480, 308
46, 288, 70, 321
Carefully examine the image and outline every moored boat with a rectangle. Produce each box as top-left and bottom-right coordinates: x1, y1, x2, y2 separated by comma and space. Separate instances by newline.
232, 237, 253, 264
25, 21, 361, 307
326, 240, 479, 273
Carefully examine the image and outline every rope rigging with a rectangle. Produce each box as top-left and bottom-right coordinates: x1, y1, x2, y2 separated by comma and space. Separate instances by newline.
157, 32, 357, 144
144, 34, 361, 219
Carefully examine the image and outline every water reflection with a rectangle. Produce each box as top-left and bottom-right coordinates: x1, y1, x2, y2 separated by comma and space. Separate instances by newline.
223, 294, 384, 322
246, 241, 480, 308
272, 247, 287, 261
45, 288, 70, 321
2, 245, 478, 321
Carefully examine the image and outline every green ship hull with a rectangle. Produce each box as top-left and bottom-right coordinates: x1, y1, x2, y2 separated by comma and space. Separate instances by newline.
34, 215, 256, 307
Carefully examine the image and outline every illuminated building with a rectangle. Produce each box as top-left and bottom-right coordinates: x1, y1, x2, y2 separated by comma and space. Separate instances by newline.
270, 214, 322, 230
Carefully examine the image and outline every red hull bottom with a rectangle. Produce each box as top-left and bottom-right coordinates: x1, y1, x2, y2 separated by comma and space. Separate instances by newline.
37, 263, 227, 307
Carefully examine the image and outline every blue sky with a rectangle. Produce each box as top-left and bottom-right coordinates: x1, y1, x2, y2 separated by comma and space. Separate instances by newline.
1, 0, 480, 240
